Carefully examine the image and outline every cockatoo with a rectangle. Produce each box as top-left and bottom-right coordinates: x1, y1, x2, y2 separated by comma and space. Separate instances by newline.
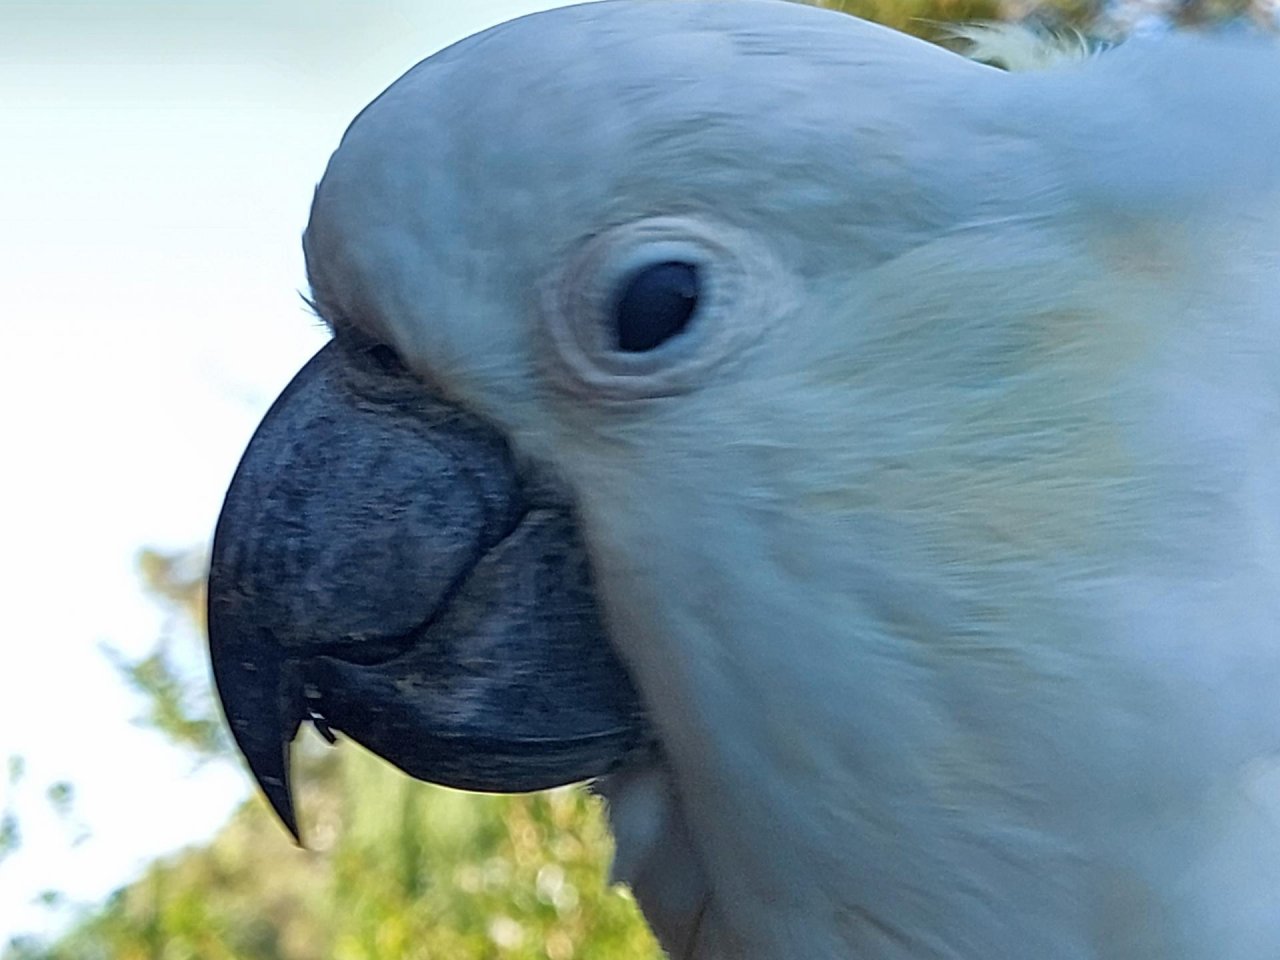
207, 1, 1280, 956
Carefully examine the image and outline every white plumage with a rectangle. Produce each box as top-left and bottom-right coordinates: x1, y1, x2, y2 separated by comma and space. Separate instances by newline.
293, 2, 1280, 956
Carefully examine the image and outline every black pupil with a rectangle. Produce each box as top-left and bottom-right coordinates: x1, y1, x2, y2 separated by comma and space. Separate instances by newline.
612, 261, 700, 352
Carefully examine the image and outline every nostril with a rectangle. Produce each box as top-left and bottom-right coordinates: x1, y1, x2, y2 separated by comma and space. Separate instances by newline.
366, 342, 406, 375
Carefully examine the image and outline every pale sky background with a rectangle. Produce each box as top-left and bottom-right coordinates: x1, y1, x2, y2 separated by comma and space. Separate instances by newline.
0, 0, 568, 943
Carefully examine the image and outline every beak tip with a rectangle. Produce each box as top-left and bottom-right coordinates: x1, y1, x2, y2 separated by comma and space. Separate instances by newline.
282, 812, 304, 849
270, 803, 302, 846
262, 776, 303, 846
208, 594, 307, 846
210, 640, 307, 846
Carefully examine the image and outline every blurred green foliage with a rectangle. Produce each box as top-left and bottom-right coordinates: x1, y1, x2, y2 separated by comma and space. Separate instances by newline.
0, 759, 22, 869
809, 0, 1277, 39
808, 0, 1003, 35
22, 748, 659, 960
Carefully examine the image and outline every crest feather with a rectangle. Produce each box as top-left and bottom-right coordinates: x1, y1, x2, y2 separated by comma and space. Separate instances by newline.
944, 22, 1102, 69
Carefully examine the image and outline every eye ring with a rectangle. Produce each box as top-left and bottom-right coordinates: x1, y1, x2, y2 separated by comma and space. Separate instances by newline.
541, 217, 791, 401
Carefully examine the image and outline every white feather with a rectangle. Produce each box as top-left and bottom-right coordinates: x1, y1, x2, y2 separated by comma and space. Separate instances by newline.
947, 22, 1100, 70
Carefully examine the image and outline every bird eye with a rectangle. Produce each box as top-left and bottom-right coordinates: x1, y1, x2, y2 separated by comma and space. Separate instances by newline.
612, 261, 700, 352
543, 216, 790, 400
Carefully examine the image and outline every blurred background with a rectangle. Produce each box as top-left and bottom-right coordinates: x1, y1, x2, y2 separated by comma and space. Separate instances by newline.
1, 0, 1274, 957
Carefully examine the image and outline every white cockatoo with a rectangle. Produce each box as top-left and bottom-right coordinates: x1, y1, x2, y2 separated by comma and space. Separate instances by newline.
207, 2, 1280, 957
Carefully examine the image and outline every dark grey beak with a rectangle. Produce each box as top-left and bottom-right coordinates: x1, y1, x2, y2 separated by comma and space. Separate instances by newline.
208, 340, 651, 841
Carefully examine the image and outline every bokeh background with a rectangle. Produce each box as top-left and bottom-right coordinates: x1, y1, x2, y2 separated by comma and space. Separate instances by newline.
2, 0, 1275, 956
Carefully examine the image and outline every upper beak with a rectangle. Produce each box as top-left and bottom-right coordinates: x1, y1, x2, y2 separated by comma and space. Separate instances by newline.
207, 340, 652, 841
